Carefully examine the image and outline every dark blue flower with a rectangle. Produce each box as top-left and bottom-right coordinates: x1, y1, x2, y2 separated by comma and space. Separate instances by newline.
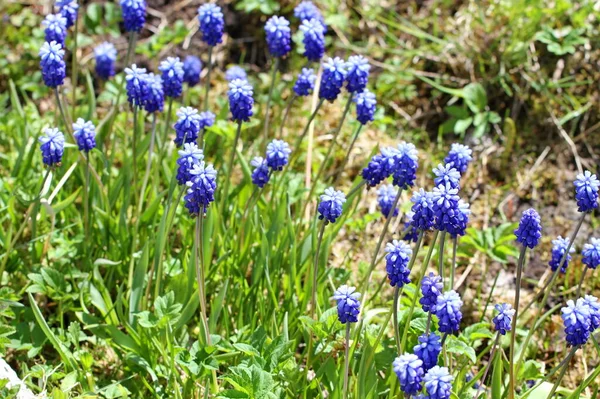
43, 14, 67, 47
410, 189, 435, 231
319, 57, 347, 102
176, 143, 204, 186
125, 64, 149, 108
431, 183, 460, 232
265, 16, 291, 58
549, 236, 575, 274
266, 139, 291, 171
251, 157, 270, 188
582, 295, 600, 331
392, 142, 419, 189
582, 238, 600, 270
561, 298, 592, 346
294, 1, 327, 32
420, 272, 443, 313
444, 143, 472, 174
377, 184, 399, 219
174, 107, 202, 147
493, 303, 515, 335
424, 366, 453, 399
345, 55, 370, 93
354, 89, 376, 125
362, 148, 395, 187
159, 57, 184, 98
318, 187, 346, 224
433, 163, 461, 189
94, 42, 117, 80
225, 65, 247, 82
197, 3, 224, 46
183, 56, 202, 86
300, 19, 325, 62
434, 290, 463, 333
198, 111, 215, 131
447, 200, 470, 238
72, 118, 96, 153
143, 73, 164, 113
414, 333, 442, 371
515, 208, 542, 249
385, 240, 412, 287
574, 170, 599, 213
332, 285, 361, 324
402, 212, 420, 242
228, 79, 254, 122
465, 373, 480, 390
39, 41, 66, 88
120, 0, 146, 33
393, 354, 424, 395
293, 68, 317, 97
39, 128, 65, 167
56, 0, 78, 29
184, 161, 217, 216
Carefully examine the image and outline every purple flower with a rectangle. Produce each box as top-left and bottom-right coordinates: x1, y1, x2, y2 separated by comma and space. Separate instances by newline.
424, 366, 453, 399
582, 295, 600, 331
159, 57, 184, 98
402, 212, 420, 242
39, 128, 65, 167
318, 187, 346, 224
42, 14, 67, 47
493, 303, 515, 335
56, 0, 78, 29
184, 161, 217, 216
265, 16, 291, 58
251, 157, 270, 188
420, 272, 443, 313
332, 285, 361, 324
385, 240, 412, 287
514, 208, 542, 249
293, 68, 317, 97
414, 333, 442, 371
266, 139, 291, 171
393, 354, 424, 395
561, 298, 592, 346
410, 189, 435, 231
549, 236, 575, 274
434, 290, 463, 333
183, 56, 202, 86
300, 19, 325, 62
72, 118, 96, 153
143, 73, 164, 113
574, 170, 599, 213
228, 79, 254, 122
377, 184, 399, 219
174, 107, 202, 147
319, 57, 347, 102
345, 55, 370, 93
94, 42, 117, 80
582, 238, 600, 270
433, 163, 461, 189
197, 3, 224, 46
444, 143, 472, 174
125, 64, 149, 108
392, 142, 418, 189
354, 89, 376, 125
39, 41, 66, 88
362, 149, 395, 187
294, 1, 327, 32
176, 143, 204, 186
225, 65, 247, 82
431, 183, 460, 232
120, 0, 146, 33
447, 200, 470, 238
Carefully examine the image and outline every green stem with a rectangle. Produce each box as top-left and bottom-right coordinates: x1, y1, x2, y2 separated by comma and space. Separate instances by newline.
475, 333, 501, 398
218, 121, 243, 219
509, 246, 527, 399
71, 11, 79, 119
450, 236, 457, 289
575, 267, 588, 298
342, 323, 351, 399
84, 154, 90, 254
393, 286, 401, 353
310, 221, 327, 318
203, 47, 213, 112
262, 58, 280, 147
132, 106, 139, 195
438, 231, 447, 286
333, 124, 363, 186
545, 346, 578, 399
292, 99, 324, 160
278, 94, 297, 139
136, 113, 158, 218
161, 97, 173, 153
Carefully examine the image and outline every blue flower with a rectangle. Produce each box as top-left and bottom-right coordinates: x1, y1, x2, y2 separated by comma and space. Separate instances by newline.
197, 3, 224, 46
354, 89, 376, 125
293, 68, 317, 97
300, 19, 325, 62
377, 184, 399, 219
362, 149, 395, 187
514, 208, 542, 249
43, 14, 67, 47
392, 142, 419, 189
424, 366, 453, 399
266, 139, 291, 171
332, 285, 361, 324
159, 57, 184, 98
319, 57, 347, 102
410, 189, 435, 231
183, 56, 202, 86
493, 303, 515, 335
434, 290, 463, 333
72, 118, 96, 153
184, 161, 217, 216
176, 143, 204, 186
561, 298, 592, 346
39, 41, 66, 88
39, 128, 65, 167
125, 64, 149, 108
549, 236, 575, 274
444, 143, 472, 174
56, 0, 78, 29
402, 212, 420, 243
198, 111, 215, 131
431, 183, 460, 232
174, 107, 202, 147
393, 354, 424, 395
582, 238, 600, 270
265, 16, 291, 58
433, 163, 461, 189
143, 73, 164, 113
420, 272, 443, 313
94, 42, 117, 80
251, 157, 270, 188
345, 55, 370, 93
447, 200, 470, 238
225, 65, 247, 82
294, 1, 327, 32
318, 187, 346, 224
228, 79, 254, 122
120, 0, 146, 32
414, 333, 442, 371
385, 240, 412, 287
574, 170, 599, 213
582, 295, 600, 331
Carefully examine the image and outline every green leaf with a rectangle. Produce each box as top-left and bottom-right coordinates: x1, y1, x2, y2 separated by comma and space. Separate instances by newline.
445, 336, 476, 363
463, 83, 487, 113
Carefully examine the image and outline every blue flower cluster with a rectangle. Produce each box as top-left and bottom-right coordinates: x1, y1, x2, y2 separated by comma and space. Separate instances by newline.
300, 19, 325, 62
43, 14, 67, 47
39, 41, 66, 88
250, 157, 270, 188
184, 161, 217, 216
514, 208, 542, 249
384, 240, 412, 287
143, 73, 164, 113
125, 64, 149, 108
332, 285, 361, 324
120, 0, 146, 32
266, 139, 291, 171
410, 189, 435, 231
377, 184, 399, 219
176, 143, 204, 186
431, 183, 460, 231
582, 238, 600, 269
402, 212, 420, 242
318, 187, 346, 224
265, 16, 291, 58
561, 298, 593, 346
159, 57, 184, 98
228, 79, 254, 122
72, 118, 97, 153
549, 236, 575, 273
423, 366, 453, 399
434, 290, 463, 333
362, 149, 395, 187
197, 3, 224, 46
319, 57, 347, 102
574, 170, 599, 213
345, 55, 370, 93
444, 143, 472, 174
433, 163, 461, 189
183, 56, 202, 86
94, 42, 117, 80
493, 303, 515, 335
393, 142, 419, 189
39, 128, 65, 167
174, 107, 202, 147
293, 68, 317, 97
420, 272, 443, 313
393, 354, 424, 395
294, 1, 326, 32
354, 89, 377, 125
56, 0, 78, 29
225, 66, 247, 82
414, 333, 441, 371
583, 296, 600, 331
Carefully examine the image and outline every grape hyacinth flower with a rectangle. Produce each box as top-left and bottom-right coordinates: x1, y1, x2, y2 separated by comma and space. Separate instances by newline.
444, 143, 472, 174
42, 14, 67, 47
266, 139, 291, 171
574, 170, 599, 213
514, 208, 542, 249
582, 295, 600, 331
176, 143, 204, 186
378, 184, 399, 219
424, 366, 454, 399
184, 161, 217, 216
549, 236, 575, 274
414, 333, 442, 371
250, 157, 270, 188
265, 16, 291, 58
174, 107, 202, 147
362, 149, 395, 187
143, 73, 164, 113
293, 68, 317, 96
493, 303, 515, 335
582, 238, 600, 270
182, 56, 202, 86
225, 65, 247, 82
561, 298, 592, 346
294, 1, 326, 32
411, 189, 435, 231
198, 111, 215, 131
39, 41, 66, 88
332, 285, 361, 324
94, 42, 117, 80
56, 0, 78, 29
72, 118, 96, 153
39, 128, 65, 167
197, 3, 224, 46
318, 187, 346, 224
393, 354, 424, 395
434, 290, 463, 333
300, 19, 325, 62
319, 57, 347, 102
159, 57, 184, 98
392, 142, 419, 189
433, 163, 461, 189
447, 200, 470, 237
125, 64, 148, 108
402, 212, 420, 242
354, 89, 377, 125
385, 240, 412, 287
228, 79, 254, 122
420, 273, 443, 313
120, 0, 146, 33
431, 182, 460, 232
345, 55, 370, 93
